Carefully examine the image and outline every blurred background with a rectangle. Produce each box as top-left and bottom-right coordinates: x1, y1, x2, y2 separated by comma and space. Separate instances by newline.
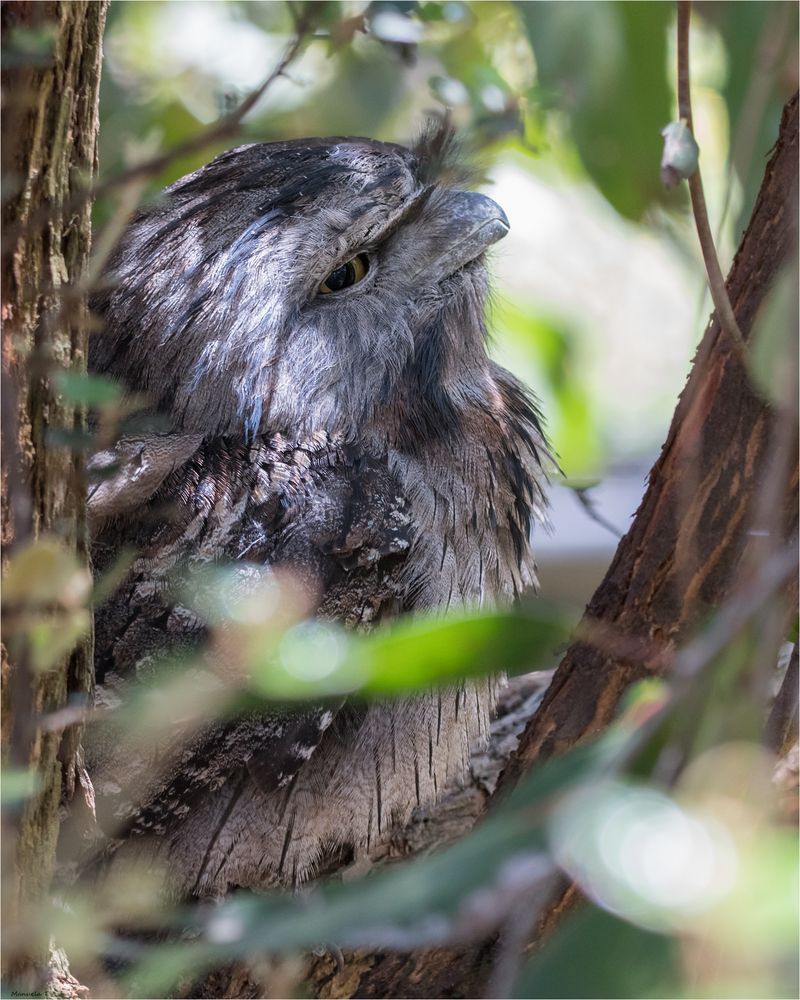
95, 0, 797, 610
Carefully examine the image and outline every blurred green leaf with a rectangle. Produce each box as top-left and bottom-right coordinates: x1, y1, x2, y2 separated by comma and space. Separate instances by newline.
749, 263, 797, 405
549, 778, 740, 933
45, 426, 95, 452
2, 538, 91, 609
248, 607, 568, 700
53, 370, 124, 407
706, 825, 799, 958
1, 23, 57, 66
91, 548, 137, 606
125, 735, 614, 995
494, 300, 604, 477
513, 904, 681, 998
1, 767, 42, 804
519, 1, 672, 220
702, 1, 797, 235
28, 610, 90, 673
418, 1, 446, 22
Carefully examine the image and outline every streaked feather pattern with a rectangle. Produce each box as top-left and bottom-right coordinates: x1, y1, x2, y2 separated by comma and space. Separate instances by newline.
85, 131, 550, 894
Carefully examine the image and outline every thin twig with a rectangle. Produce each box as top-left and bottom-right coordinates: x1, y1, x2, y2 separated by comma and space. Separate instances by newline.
93, 15, 312, 199
2, 6, 316, 255
570, 486, 623, 539
676, 0, 749, 366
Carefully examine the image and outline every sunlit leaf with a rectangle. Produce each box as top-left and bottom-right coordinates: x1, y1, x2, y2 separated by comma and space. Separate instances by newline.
429, 73, 470, 106
549, 779, 739, 932
369, 8, 424, 44
247, 607, 568, 700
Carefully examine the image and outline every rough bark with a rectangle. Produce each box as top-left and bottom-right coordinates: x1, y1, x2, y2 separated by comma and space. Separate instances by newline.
303, 92, 799, 1000
1, 0, 106, 984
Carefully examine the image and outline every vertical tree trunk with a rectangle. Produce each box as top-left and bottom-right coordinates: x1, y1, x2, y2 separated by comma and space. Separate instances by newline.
1, 0, 106, 984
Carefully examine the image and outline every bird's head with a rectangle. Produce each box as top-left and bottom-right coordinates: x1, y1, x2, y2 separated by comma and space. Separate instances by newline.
91, 128, 510, 445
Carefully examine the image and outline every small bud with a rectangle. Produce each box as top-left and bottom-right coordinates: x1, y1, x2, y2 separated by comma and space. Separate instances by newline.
660, 119, 699, 189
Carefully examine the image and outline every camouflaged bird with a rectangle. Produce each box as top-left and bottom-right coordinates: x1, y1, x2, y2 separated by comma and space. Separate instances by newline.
85, 128, 549, 896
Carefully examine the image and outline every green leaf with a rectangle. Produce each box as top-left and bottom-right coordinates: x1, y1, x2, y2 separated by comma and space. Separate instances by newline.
248, 607, 568, 700
749, 264, 797, 405
28, 610, 90, 673
492, 301, 604, 478
519, 1, 673, 220
1, 24, 57, 66
703, 1, 798, 235
90, 548, 137, 606
45, 427, 95, 452
0, 767, 42, 804
2, 538, 91, 609
513, 905, 681, 998
52, 370, 124, 407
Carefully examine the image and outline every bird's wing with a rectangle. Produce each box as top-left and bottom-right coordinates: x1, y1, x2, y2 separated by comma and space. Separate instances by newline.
88, 432, 413, 840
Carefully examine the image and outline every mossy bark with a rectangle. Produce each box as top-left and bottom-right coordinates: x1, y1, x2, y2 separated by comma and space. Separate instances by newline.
1, 0, 106, 985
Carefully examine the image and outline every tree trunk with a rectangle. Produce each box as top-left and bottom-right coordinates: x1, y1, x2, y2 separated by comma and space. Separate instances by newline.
1, 0, 106, 985
305, 92, 799, 1000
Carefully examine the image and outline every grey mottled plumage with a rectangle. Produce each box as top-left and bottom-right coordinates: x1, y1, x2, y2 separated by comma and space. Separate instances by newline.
85, 131, 549, 895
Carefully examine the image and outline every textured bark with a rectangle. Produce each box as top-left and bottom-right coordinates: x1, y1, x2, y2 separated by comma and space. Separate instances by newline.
1, 0, 106, 983
302, 93, 799, 1000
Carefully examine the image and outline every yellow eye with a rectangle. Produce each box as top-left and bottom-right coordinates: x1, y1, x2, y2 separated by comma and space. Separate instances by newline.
319, 253, 369, 294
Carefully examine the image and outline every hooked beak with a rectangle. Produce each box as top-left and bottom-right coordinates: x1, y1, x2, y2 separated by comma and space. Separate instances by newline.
424, 191, 510, 282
